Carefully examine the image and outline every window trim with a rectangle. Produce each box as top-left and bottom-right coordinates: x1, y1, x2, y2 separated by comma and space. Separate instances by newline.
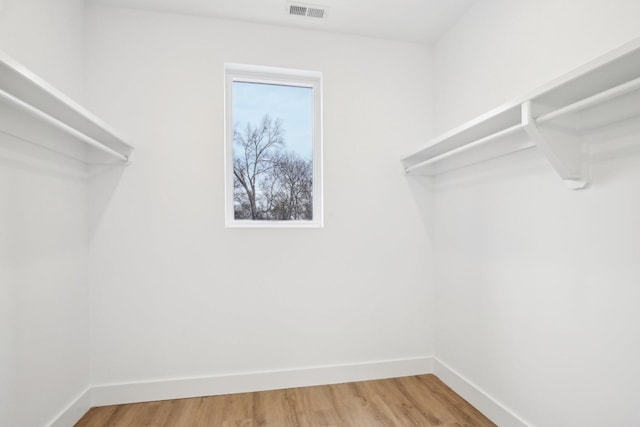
224, 63, 323, 228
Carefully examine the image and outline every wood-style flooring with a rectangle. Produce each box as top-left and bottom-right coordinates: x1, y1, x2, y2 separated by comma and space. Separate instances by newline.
75, 374, 496, 426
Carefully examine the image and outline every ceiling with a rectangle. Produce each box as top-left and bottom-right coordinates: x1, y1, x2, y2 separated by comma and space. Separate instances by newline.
87, 0, 475, 44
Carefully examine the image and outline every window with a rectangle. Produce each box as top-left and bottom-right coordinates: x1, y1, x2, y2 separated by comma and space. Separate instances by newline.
224, 64, 323, 228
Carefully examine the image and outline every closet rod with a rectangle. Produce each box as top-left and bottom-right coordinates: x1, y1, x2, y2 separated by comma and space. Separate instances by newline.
537, 75, 640, 124
0, 88, 129, 163
404, 123, 524, 173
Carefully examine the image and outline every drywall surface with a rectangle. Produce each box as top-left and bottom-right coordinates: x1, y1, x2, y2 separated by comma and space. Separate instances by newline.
0, 0, 85, 102
0, 1, 89, 426
432, 1, 640, 426
433, 0, 640, 132
85, 5, 434, 389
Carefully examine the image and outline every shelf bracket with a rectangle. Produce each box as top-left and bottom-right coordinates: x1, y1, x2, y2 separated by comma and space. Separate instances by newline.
522, 101, 588, 189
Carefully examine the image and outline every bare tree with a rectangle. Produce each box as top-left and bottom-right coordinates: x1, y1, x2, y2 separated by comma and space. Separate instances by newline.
233, 115, 284, 219
233, 114, 313, 221
262, 153, 312, 220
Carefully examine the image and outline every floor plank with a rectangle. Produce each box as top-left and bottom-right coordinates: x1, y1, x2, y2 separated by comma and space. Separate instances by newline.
75, 375, 496, 427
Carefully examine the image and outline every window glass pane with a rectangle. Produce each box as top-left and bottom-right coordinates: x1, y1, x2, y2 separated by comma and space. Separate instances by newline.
231, 81, 314, 221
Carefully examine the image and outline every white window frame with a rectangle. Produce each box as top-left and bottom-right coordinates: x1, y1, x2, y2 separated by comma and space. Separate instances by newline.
224, 63, 323, 228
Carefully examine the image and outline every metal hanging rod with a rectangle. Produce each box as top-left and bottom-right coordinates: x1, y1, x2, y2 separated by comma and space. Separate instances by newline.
0, 88, 129, 163
404, 123, 525, 174
405, 74, 640, 175
538, 75, 640, 124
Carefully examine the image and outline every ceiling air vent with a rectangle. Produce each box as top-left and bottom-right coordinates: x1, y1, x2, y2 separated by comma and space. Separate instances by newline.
288, 2, 327, 19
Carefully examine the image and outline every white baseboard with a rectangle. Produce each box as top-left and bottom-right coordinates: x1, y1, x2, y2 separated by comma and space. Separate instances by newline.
47, 356, 530, 427
91, 356, 434, 407
47, 387, 92, 427
433, 358, 531, 427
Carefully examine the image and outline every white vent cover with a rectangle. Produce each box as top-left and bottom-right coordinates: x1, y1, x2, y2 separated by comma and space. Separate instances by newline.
288, 2, 327, 19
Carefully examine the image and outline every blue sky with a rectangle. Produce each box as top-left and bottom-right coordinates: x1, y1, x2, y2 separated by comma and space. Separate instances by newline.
232, 81, 313, 160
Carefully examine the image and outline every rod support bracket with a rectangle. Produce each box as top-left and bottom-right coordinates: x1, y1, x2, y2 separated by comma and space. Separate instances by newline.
522, 101, 588, 190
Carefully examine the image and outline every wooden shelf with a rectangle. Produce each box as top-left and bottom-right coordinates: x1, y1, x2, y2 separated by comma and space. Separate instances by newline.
401, 37, 640, 189
0, 50, 133, 164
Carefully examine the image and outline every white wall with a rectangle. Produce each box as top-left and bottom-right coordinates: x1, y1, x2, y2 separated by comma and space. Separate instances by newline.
0, 1, 90, 426
432, 1, 640, 426
85, 5, 434, 389
0, 0, 85, 101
